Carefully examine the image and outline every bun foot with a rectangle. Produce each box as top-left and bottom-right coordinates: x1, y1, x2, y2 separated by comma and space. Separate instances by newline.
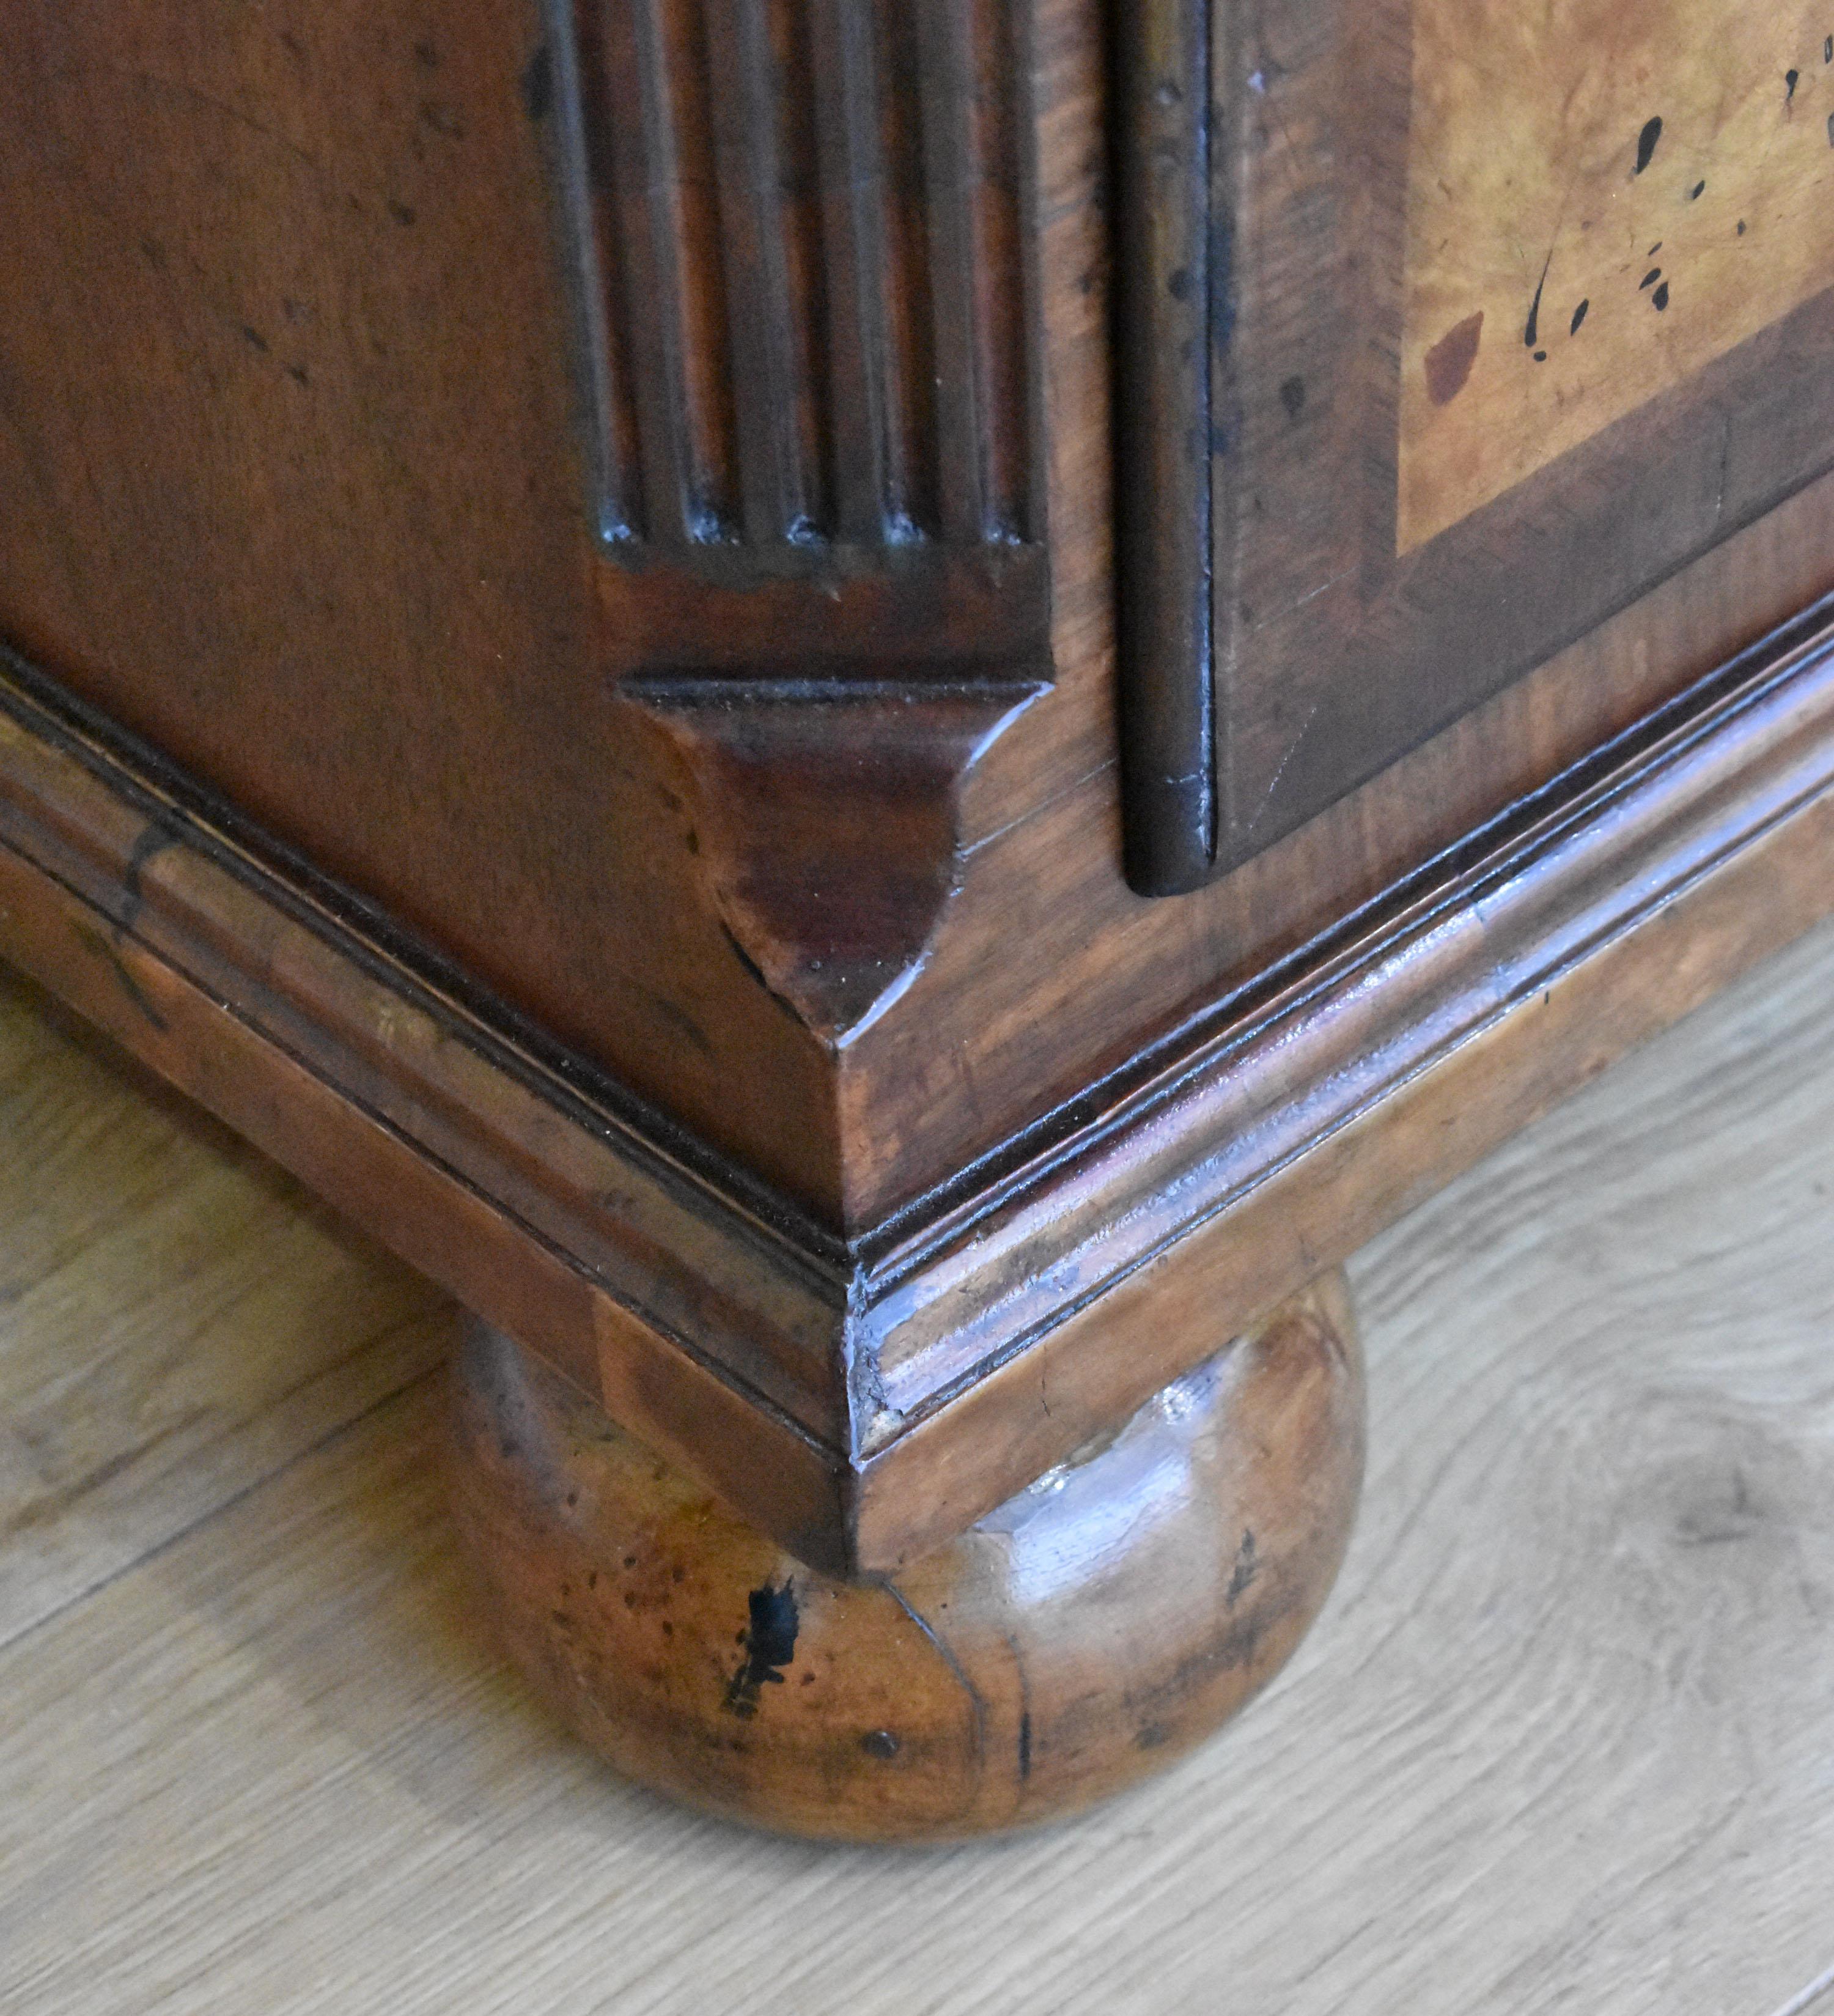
448, 1274, 1364, 1842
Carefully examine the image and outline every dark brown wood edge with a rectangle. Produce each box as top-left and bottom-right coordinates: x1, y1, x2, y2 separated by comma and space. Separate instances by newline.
844, 600, 1834, 1557
1113, 0, 1834, 897
876, 609, 1834, 1346
0, 648, 844, 1266
1111, 0, 1216, 893
6, 604, 1834, 1570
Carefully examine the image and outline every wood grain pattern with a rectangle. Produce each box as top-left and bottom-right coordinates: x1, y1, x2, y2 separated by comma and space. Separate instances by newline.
0, 967, 454, 1652
9, 0, 1834, 1248
5, 917, 1834, 2005
451, 1274, 1361, 1841
1402, 0, 1834, 549
10, 597, 1834, 1571
1116, 0, 1834, 884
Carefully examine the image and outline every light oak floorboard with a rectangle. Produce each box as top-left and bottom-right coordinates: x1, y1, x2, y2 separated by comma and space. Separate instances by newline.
3, 921, 1834, 2013
0, 970, 455, 1651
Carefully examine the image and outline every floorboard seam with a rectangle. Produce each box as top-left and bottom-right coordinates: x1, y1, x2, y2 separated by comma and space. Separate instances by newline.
0, 1362, 441, 1661
1764, 1955, 1834, 2016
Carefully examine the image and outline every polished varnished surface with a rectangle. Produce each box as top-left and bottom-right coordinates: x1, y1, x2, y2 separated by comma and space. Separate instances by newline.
449, 1277, 1362, 1842
5, 928, 1834, 2004
1123, 0, 1834, 881
7, 0, 1834, 1238
1402, 0, 1834, 550
9, 605, 1834, 1575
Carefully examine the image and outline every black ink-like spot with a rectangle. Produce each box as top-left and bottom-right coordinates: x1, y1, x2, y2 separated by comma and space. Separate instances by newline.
1788, 68, 1802, 103
1635, 116, 1663, 174
1825, 34, 1832, 61
1690, 180, 1706, 200
1652, 281, 1671, 311
1533, 349, 1548, 362
1571, 298, 1590, 334
241, 325, 268, 351
1738, 218, 1748, 235
1640, 268, 1662, 289
1279, 374, 1306, 420
723, 1580, 799, 1718
1525, 251, 1553, 347
120, 818, 177, 932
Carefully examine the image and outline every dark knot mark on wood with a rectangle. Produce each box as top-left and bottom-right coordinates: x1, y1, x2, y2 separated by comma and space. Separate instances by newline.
723, 1578, 800, 1718
1425, 310, 1484, 406
520, 39, 553, 123
1226, 1527, 1259, 1604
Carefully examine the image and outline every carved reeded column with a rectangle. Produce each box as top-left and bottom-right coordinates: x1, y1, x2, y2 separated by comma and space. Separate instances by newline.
10, 0, 1834, 1852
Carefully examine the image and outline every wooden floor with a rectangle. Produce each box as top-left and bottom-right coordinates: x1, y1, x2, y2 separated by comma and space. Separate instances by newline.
3, 925, 1834, 2016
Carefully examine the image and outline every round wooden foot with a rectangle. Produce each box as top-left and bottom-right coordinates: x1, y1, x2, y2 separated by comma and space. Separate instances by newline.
448, 1274, 1364, 1842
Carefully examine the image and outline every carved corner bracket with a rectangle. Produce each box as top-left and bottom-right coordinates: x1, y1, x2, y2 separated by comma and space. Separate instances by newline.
545, 0, 1053, 1036
624, 674, 1042, 1042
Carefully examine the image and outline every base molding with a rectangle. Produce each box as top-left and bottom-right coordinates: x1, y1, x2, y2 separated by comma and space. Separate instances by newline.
4, 602, 1834, 1571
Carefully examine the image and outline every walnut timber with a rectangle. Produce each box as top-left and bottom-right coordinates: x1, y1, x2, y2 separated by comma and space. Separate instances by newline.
449, 1276, 1363, 1842
7, 598, 1834, 1575
1116, 0, 1834, 889
5, 0, 1834, 1834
